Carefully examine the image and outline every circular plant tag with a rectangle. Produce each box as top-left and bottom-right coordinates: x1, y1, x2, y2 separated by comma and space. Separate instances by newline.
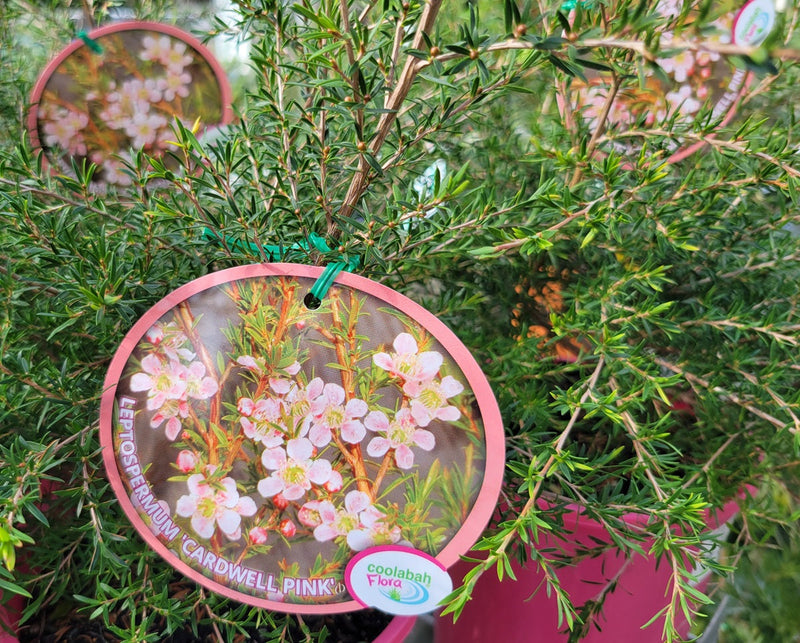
563, 0, 774, 163
99, 264, 504, 614
345, 546, 454, 615
28, 21, 232, 187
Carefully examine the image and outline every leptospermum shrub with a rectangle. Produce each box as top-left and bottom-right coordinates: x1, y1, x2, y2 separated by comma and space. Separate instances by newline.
2, 0, 800, 641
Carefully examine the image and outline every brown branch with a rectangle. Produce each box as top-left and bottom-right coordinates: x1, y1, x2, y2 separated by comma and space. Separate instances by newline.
654, 357, 788, 431
336, 0, 443, 225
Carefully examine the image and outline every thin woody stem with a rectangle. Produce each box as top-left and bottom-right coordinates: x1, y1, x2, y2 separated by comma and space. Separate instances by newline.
371, 452, 395, 500
569, 74, 622, 189
176, 302, 221, 464
329, 290, 354, 394
336, 0, 443, 226
319, 292, 371, 492
463, 355, 606, 589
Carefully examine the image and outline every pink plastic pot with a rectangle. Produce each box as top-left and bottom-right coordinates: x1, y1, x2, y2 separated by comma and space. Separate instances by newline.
0, 595, 23, 643
434, 496, 746, 643
375, 616, 417, 643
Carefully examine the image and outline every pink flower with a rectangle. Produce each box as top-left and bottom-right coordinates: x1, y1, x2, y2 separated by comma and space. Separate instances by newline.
258, 438, 332, 501
656, 43, 695, 84
101, 81, 151, 130
310, 490, 371, 543
41, 106, 89, 155
100, 156, 133, 186
665, 84, 701, 118
298, 500, 324, 527
129, 353, 187, 410
403, 375, 464, 427
119, 77, 162, 105
176, 466, 257, 541
373, 333, 443, 384
124, 111, 169, 148
284, 377, 324, 421
324, 470, 344, 493
184, 361, 219, 400
308, 383, 367, 447
140, 35, 174, 63
346, 505, 402, 551
238, 396, 285, 447
145, 322, 194, 361
176, 450, 198, 473
162, 41, 194, 73
236, 355, 263, 373
159, 70, 192, 101
248, 526, 269, 545
237, 355, 301, 380
307, 491, 402, 551
140, 35, 193, 72
150, 398, 188, 440
364, 408, 435, 469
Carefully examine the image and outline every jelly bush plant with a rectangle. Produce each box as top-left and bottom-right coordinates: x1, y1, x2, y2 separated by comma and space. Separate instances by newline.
1, 0, 800, 640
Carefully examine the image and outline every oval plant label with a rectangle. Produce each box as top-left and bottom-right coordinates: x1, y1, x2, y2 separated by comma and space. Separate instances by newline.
99, 264, 504, 614
345, 546, 454, 615
28, 21, 232, 188
732, 0, 777, 45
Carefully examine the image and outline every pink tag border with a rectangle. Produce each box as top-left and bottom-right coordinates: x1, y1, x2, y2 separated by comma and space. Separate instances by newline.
99, 263, 505, 614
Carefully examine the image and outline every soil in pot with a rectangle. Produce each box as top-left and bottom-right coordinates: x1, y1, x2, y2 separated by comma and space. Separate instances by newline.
18, 605, 395, 643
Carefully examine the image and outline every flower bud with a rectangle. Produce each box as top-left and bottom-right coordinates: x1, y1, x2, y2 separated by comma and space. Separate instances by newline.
249, 526, 269, 545
280, 519, 297, 538
176, 450, 197, 472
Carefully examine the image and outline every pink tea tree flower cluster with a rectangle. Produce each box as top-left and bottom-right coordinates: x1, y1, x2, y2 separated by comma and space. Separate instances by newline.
122, 280, 482, 601
129, 321, 218, 441
36, 31, 221, 186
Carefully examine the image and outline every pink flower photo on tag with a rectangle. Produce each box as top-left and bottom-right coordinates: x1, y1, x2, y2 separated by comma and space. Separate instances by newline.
28, 22, 232, 188
100, 264, 504, 614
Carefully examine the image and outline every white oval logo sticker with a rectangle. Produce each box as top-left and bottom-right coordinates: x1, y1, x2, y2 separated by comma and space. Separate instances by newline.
345, 546, 453, 615
733, 0, 776, 46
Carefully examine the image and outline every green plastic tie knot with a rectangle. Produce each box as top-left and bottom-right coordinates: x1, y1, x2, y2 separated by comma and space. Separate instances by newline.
77, 31, 104, 54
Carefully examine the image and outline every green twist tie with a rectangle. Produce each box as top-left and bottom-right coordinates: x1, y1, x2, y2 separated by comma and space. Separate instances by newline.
304, 262, 347, 310
202, 227, 359, 307
77, 31, 104, 54
560, 0, 592, 10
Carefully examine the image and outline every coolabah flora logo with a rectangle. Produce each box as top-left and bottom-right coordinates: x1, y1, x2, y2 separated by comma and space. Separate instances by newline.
345, 546, 453, 615
733, 0, 777, 45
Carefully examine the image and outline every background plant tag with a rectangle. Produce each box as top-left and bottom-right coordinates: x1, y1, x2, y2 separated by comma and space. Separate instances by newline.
99, 264, 504, 614
345, 546, 453, 615
563, 0, 776, 163
28, 21, 232, 188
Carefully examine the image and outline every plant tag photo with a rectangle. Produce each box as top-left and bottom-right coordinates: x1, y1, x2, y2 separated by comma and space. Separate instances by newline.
345, 546, 454, 615
99, 263, 504, 614
562, 0, 778, 163
27, 21, 232, 187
